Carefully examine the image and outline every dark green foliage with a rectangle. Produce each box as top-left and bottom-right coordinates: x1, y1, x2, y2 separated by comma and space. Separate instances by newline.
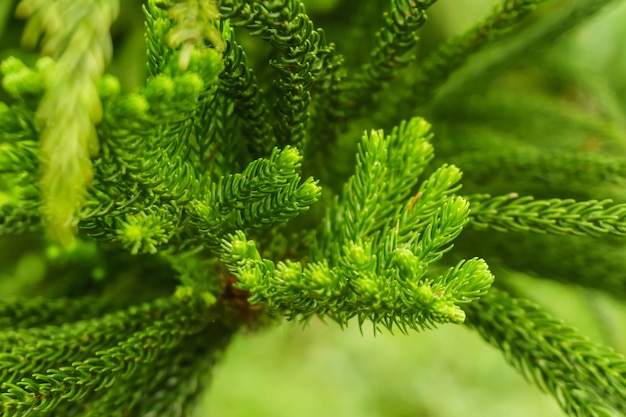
343, 0, 436, 116
1, 0, 626, 416
465, 288, 626, 416
468, 194, 626, 236
0, 297, 234, 417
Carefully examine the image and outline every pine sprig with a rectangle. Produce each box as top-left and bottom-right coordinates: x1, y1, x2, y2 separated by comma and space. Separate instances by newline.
144, 0, 224, 75
0, 92, 44, 235
0, 296, 113, 330
465, 288, 626, 417
469, 193, 626, 237
15, 0, 120, 244
221, 118, 494, 331
164, 0, 225, 70
326, 117, 435, 246
219, 0, 339, 148
1, 0, 625, 415
430, 0, 619, 106
190, 146, 321, 249
219, 27, 274, 156
456, 229, 626, 298
0, 297, 185, 393
452, 149, 626, 199
344, 0, 437, 115
0, 297, 220, 416
144, 0, 173, 77
221, 230, 493, 331
213, 146, 304, 210
82, 332, 220, 417
77, 341, 203, 417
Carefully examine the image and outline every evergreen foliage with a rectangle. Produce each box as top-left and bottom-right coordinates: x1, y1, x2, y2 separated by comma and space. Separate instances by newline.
0, 0, 625, 415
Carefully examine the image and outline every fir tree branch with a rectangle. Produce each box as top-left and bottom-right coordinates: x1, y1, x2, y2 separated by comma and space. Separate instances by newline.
143, 0, 229, 179
15, 0, 120, 244
429, 92, 626, 150
114, 206, 180, 255
344, 0, 437, 116
0, 297, 186, 387
221, 230, 493, 331
199, 93, 245, 177
325, 118, 435, 247
144, 0, 175, 77
221, 118, 494, 332
468, 193, 626, 237
456, 230, 626, 298
164, 0, 225, 70
465, 288, 626, 417
75, 63, 222, 248
128, 316, 233, 417
0, 297, 217, 416
190, 146, 321, 249
77, 324, 229, 417
1, 0, 625, 414
213, 146, 304, 210
144, 0, 224, 76
0, 62, 47, 235
219, 27, 274, 156
219, 0, 339, 149
451, 149, 626, 198
0, 296, 114, 330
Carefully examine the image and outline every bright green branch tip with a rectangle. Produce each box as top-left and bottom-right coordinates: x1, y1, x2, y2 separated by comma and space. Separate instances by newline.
221, 118, 494, 332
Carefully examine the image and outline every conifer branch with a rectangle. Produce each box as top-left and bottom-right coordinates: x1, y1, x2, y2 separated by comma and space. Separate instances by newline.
457, 231, 626, 298
15, 0, 120, 244
0, 297, 113, 329
452, 149, 626, 197
79, 333, 219, 417
164, 0, 225, 70
190, 146, 321, 249
0, 83, 44, 234
221, 118, 494, 332
465, 288, 626, 417
222, 230, 493, 331
219, 27, 274, 156
199, 93, 243, 177
143, 0, 228, 178
144, 0, 174, 77
0, 298, 185, 363
214, 146, 304, 209
219, 0, 339, 149
344, 0, 437, 115
0, 297, 222, 416
1, 0, 625, 414
144, 0, 224, 76
469, 193, 626, 237
429, 92, 626, 147
325, 118, 436, 246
